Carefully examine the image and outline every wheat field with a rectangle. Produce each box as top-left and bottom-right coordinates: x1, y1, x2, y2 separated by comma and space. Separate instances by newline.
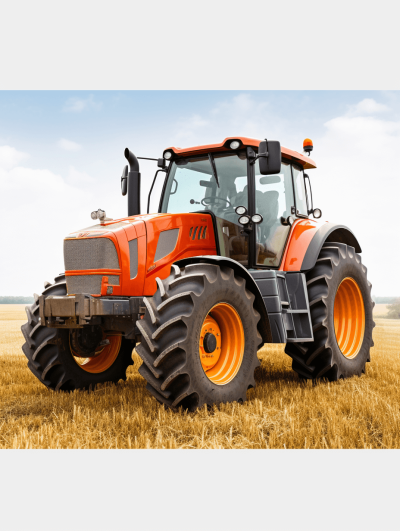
0, 304, 399, 449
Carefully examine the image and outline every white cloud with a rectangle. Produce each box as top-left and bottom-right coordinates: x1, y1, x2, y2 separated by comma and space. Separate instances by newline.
0, 147, 93, 296
0, 145, 29, 170
171, 114, 210, 146
170, 93, 284, 148
58, 138, 82, 151
68, 165, 95, 184
347, 98, 390, 117
312, 105, 400, 295
62, 94, 102, 113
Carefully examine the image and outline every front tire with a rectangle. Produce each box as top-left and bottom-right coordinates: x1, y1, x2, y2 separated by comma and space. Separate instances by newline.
285, 242, 375, 381
21, 275, 134, 391
136, 263, 262, 411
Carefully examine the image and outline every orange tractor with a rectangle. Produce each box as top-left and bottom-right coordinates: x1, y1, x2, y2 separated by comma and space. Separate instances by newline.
22, 137, 374, 411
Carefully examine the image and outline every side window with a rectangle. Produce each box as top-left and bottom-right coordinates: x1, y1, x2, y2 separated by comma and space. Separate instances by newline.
292, 165, 308, 216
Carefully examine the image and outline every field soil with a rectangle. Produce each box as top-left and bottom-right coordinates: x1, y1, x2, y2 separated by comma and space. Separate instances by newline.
1, 304, 399, 449
373, 304, 389, 317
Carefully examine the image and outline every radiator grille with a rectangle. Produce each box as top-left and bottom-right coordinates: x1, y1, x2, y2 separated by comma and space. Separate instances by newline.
64, 238, 120, 271
66, 275, 120, 295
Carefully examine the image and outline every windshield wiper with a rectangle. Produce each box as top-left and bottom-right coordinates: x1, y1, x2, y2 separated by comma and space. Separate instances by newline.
208, 154, 220, 188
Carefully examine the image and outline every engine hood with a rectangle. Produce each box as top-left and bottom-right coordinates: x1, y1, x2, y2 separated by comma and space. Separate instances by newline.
63, 213, 217, 298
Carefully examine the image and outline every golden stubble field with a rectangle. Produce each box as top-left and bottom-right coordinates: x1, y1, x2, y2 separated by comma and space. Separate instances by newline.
1, 304, 399, 449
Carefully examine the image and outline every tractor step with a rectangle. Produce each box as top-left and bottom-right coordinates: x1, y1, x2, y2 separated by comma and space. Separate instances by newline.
251, 270, 313, 343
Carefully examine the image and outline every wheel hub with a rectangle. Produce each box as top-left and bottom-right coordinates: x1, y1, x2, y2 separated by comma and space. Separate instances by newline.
199, 303, 245, 385
199, 316, 221, 370
203, 333, 217, 353
70, 327, 103, 357
70, 331, 122, 373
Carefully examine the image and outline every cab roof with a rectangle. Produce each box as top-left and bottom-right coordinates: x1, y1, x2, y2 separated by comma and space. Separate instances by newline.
164, 136, 317, 170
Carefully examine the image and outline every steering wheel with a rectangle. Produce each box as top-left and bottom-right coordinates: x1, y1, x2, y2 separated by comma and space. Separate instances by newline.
201, 196, 232, 208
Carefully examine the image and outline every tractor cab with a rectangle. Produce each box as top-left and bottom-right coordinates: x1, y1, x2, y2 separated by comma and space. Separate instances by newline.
158, 137, 318, 269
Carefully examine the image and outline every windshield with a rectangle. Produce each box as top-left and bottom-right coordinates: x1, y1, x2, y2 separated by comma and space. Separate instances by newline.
161, 151, 248, 215
161, 151, 249, 265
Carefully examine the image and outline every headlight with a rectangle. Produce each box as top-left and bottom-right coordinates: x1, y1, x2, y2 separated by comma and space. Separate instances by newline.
164, 151, 172, 160
238, 215, 250, 225
251, 214, 263, 224
230, 140, 240, 150
235, 206, 247, 216
312, 208, 322, 219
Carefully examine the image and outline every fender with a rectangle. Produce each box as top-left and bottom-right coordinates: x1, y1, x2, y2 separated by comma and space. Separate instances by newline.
301, 223, 362, 271
281, 220, 362, 272
175, 255, 272, 345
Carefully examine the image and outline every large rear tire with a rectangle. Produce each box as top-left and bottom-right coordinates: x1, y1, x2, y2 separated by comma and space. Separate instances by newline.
21, 275, 134, 391
285, 242, 375, 381
136, 263, 262, 411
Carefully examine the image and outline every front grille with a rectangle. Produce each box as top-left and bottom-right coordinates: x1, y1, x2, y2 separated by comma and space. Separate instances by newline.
66, 275, 120, 295
64, 238, 120, 271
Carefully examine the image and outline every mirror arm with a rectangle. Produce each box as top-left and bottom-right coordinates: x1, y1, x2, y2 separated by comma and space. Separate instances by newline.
249, 138, 269, 165
249, 153, 269, 165
147, 168, 166, 214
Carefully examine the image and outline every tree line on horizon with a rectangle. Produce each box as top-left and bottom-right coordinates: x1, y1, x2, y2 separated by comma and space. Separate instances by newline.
0, 296, 34, 304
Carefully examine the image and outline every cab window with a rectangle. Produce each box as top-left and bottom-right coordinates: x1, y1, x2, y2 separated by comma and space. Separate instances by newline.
254, 161, 294, 267
292, 164, 308, 216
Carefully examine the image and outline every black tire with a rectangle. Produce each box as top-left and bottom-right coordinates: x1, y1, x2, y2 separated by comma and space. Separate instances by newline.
136, 263, 262, 411
285, 242, 375, 381
21, 274, 134, 391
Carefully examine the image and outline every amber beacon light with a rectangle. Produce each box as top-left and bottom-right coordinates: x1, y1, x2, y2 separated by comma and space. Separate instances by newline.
303, 138, 313, 156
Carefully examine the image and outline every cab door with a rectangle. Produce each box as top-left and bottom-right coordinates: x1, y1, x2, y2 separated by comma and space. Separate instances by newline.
254, 160, 295, 267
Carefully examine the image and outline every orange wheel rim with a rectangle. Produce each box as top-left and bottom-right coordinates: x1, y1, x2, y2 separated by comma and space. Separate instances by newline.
71, 333, 122, 373
334, 277, 365, 359
199, 303, 245, 385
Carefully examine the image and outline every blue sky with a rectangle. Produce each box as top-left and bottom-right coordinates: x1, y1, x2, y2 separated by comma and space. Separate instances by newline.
1, 90, 399, 296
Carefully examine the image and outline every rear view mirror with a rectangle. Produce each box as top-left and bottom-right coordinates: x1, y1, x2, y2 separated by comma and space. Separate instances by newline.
258, 140, 281, 175
121, 165, 128, 196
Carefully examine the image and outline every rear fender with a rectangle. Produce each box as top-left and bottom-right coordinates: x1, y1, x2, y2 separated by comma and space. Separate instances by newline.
281, 220, 361, 272
175, 255, 272, 345
301, 223, 361, 271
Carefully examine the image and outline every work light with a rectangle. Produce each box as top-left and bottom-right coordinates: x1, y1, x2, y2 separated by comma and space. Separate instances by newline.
230, 140, 240, 150
251, 214, 263, 224
238, 215, 250, 225
164, 151, 172, 160
235, 206, 247, 216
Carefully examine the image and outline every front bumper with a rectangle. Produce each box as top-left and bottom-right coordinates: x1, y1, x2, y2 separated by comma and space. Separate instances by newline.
39, 294, 144, 334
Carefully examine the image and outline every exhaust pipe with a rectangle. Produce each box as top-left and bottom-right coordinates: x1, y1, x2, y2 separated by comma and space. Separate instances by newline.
124, 148, 141, 216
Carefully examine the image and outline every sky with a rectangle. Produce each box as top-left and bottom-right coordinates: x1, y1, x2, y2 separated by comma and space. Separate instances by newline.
0, 90, 399, 297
